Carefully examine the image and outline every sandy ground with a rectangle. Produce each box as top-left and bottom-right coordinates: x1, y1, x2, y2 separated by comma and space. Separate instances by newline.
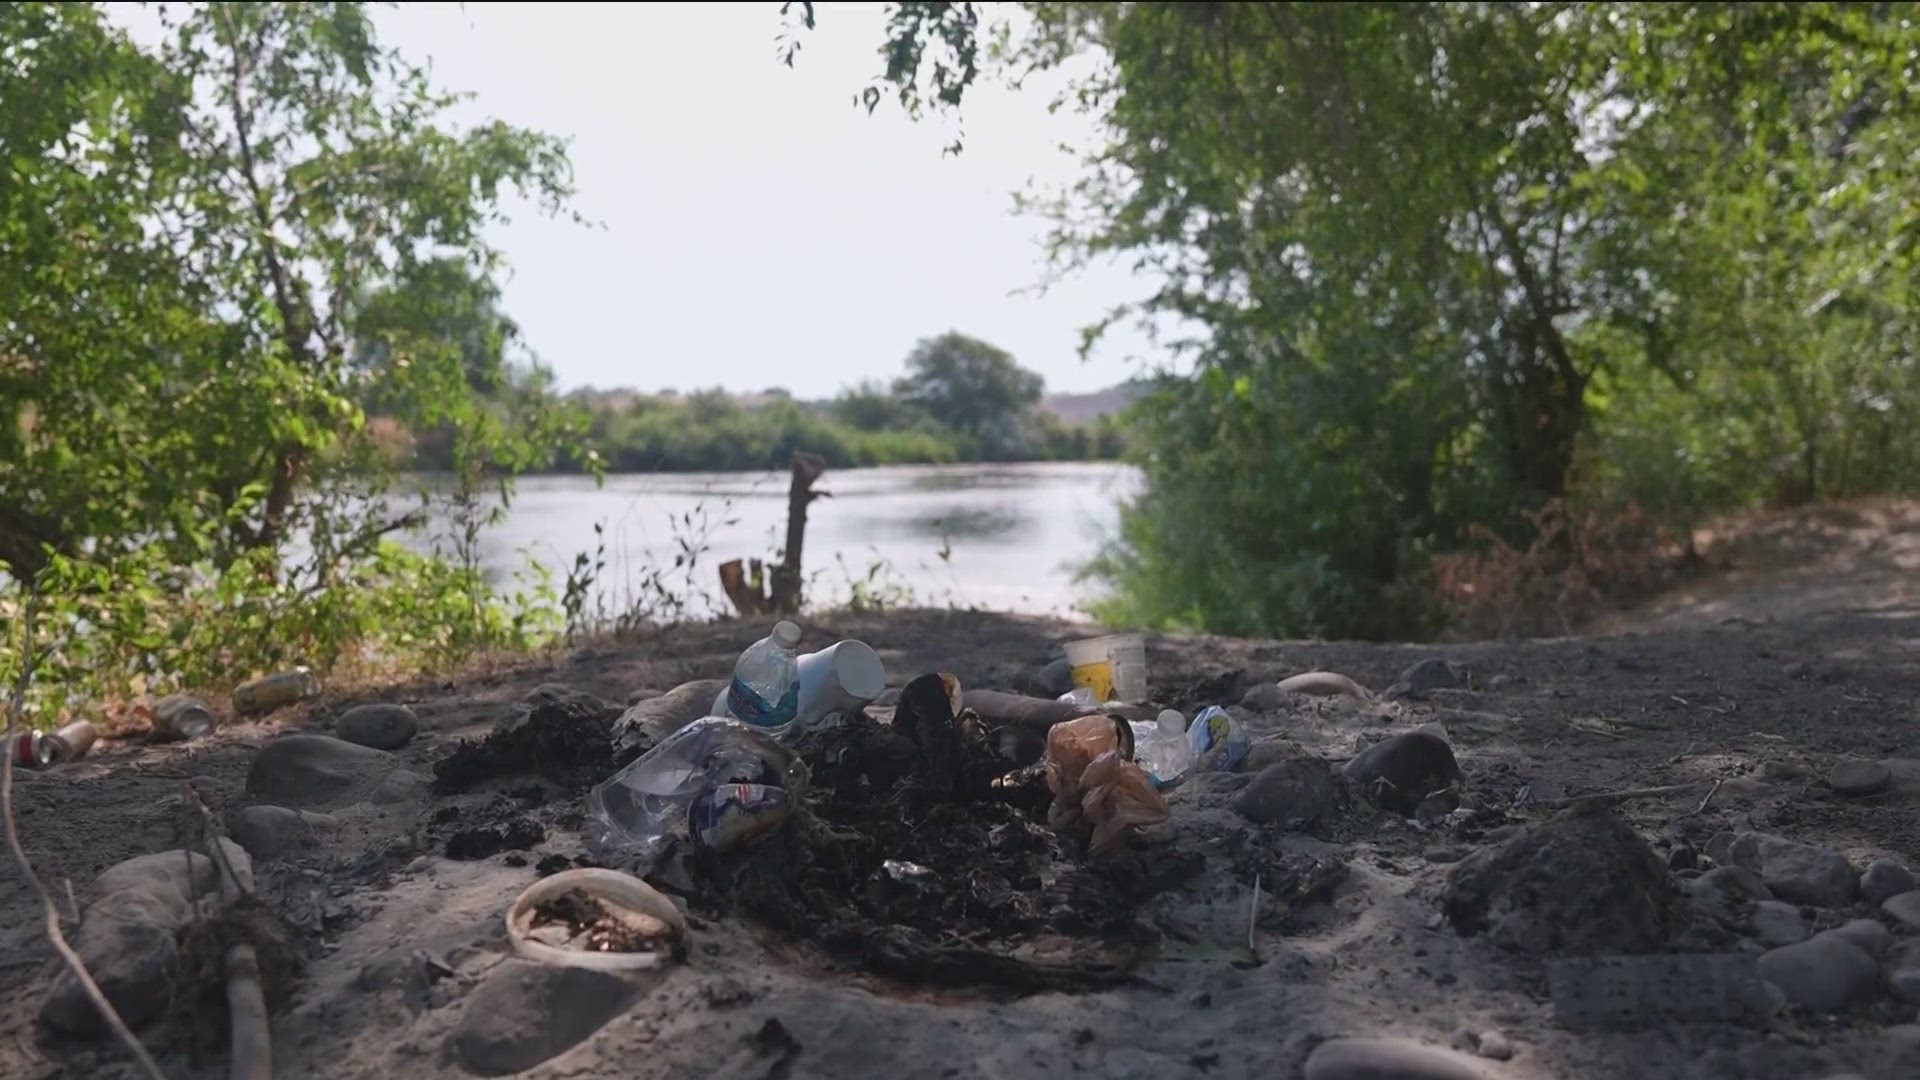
4, 505, 1918, 1080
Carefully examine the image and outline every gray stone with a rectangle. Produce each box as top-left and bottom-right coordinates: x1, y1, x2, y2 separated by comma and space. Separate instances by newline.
1687, 865, 1774, 905
1444, 805, 1676, 955
1343, 732, 1462, 813
336, 703, 419, 750
1546, 953, 1781, 1024
1231, 756, 1348, 828
40, 887, 187, 1037
92, 850, 216, 902
1751, 901, 1810, 947
1472, 1031, 1512, 1062
450, 961, 637, 1076
612, 679, 728, 755
1863, 860, 1919, 906
1887, 941, 1920, 1003
227, 804, 334, 862
1817, 919, 1894, 958
1303, 1037, 1490, 1080
1828, 760, 1893, 797
1034, 657, 1074, 698
1886, 1023, 1920, 1049
625, 688, 663, 707
1755, 837, 1857, 906
246, 734, 402, 810
1239, 683, 1289, 712
1389, 658, 1467, 699
1758, 935, 1882, 1009
1237, 738, 1305, 774
1883, 890, 1920, 930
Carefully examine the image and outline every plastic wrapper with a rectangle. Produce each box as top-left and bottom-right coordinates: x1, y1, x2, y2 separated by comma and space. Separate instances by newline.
1078, 750, 1169, 856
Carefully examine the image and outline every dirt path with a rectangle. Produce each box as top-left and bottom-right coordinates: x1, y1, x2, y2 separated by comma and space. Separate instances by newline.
4, 515, 1918, 1080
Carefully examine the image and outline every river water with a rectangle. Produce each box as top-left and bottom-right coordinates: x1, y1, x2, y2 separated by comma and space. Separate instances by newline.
404, 462, 1141, 620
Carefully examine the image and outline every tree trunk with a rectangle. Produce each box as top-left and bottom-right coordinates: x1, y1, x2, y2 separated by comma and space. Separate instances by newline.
719, 452, 828, 618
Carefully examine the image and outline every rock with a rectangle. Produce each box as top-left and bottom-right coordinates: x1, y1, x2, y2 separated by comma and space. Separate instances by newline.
1303, 1037, 1489, 1080
1688, 865, 1773, 905
1817, 919, 1894, 958
520, 683, 619, 726
1547, 953, 1782, 1023
612, 679, 728, 756
1887, 940, 1920, 1003
1884, 890, 1920, 931
1472, 1031, 1513, 1062
1863, 860, 1918, 905
1758, 935, 1882, 1009
1034, 657, 1074, 698
40, 887, 189, 1037
1343, 732, 1462, 813
1230, 755, 1348, 828
450, 961, 638, 1075
1828, 760, 1892, 797
1751, 901, 1809, 947
1238, 738, 1305, 774
1444, 805, 1676, 955
625, 688, 663, 707
1388, 658, 1467, 699
1278, 671, 1371, 700
336, 703, 419, 750
1885, 1023, 1920, 1049
92, 850, 216, 902
246, 734, 404, 810
1755, 837, 1857, 906
1239, 683, 1289, 712
227, 804, 333, 862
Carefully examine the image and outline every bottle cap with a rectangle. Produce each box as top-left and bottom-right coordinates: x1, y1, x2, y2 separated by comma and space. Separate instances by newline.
771, 621, 801, 648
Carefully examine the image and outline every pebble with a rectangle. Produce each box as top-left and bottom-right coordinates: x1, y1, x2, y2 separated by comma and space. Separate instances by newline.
1755, 837, 1857, 906
1239, 683, 1290, 712
1230, 756, 1348, 828
1884, 890, 1920, 931
1827, 760, 1892, 797
450, 961, 638, 1075
1277, 670, 1371, 700
1757, 934, 1882, 1009
1390, 658, 1467, 699
1473, 1031, 1513, 1061
336, 703, 419, 750
1303, 1037, 1489, 1080
1751, 901, 1810, 947
1863, 860, 1919, 905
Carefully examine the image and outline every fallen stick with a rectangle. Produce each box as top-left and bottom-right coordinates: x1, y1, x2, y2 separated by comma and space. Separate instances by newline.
1534, 781, 1711, 808
2, 586, 169, 1080
187, 788, 271, 1080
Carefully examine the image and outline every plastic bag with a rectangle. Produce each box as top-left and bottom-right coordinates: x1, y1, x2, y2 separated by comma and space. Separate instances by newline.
1079, 750, 1169, 856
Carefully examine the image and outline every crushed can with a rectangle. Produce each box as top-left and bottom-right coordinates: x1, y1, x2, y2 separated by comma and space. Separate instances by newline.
8, 730, 54, 770
232, 668, 320, 717
151, 694, 218, 742
689, 783, 790, 853
50, 720, 99, 763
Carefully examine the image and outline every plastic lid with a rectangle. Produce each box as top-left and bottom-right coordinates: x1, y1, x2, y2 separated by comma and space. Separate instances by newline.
771, 621, 802, 648
1157, 709, 1188, 735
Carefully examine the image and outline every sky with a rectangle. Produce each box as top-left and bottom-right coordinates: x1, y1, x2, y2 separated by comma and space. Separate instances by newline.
338, 1, 1162, 398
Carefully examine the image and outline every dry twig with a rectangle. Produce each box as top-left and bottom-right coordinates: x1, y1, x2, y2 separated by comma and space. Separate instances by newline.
3, 585, 169, 1080
185, 785, 271, 1080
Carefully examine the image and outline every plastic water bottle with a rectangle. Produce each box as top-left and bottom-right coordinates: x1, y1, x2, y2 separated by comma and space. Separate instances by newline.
585, 717, 809, 869
727, 621, 804, 737
1130, 709, 1195, 789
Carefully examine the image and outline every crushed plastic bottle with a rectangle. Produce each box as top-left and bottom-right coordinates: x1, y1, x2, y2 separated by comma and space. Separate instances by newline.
585, 716, 809, 870
726, 621, 803, 737
1187, 705, 1250, 772
1129, 709, 1195, 789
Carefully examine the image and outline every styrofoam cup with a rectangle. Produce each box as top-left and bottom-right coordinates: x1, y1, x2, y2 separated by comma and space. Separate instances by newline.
711, 639, 886, 731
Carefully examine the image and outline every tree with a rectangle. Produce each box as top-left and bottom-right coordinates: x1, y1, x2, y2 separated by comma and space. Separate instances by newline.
830, 378, 917, 431
892, 331, 1043, 438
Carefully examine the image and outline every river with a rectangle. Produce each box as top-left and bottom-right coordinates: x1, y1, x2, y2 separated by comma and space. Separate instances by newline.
403, 462, 1141, 621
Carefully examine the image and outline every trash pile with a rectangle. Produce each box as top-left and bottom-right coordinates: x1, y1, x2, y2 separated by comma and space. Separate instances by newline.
490, 622, 1271, 989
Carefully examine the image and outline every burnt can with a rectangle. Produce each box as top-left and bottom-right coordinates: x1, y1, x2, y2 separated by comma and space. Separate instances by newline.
231, 668, 320, 717
50, 719, 99, 763
151, 694, 218, 742
8, 730, 54, 770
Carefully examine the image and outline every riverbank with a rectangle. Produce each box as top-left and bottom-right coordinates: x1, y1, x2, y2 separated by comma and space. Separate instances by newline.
6, 551, 1918, 1080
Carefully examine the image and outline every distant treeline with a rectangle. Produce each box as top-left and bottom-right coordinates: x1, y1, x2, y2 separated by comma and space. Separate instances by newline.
407, 332, 1134, 473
